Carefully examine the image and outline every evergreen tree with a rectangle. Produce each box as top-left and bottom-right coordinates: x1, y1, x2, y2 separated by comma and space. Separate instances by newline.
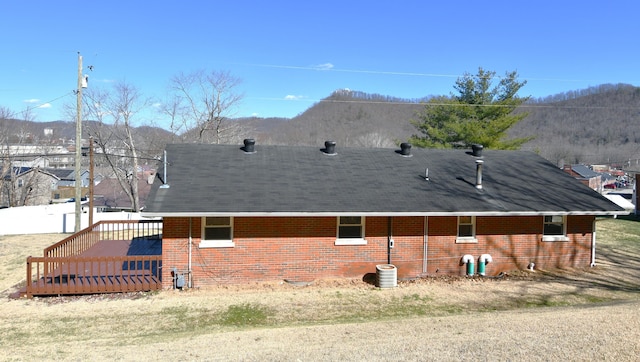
410, 67, 532, 149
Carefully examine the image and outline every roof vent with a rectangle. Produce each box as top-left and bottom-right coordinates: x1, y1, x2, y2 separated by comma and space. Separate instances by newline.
159, 150, 170, 189
475, 159, 484, 189
399, 142, 412, 157
242, 138, 256, 154
471, 144, 484, 157
323, 140, 337, 155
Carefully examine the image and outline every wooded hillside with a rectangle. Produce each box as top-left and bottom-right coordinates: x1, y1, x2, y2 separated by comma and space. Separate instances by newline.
511, 83, 640, 167
3, 84, 639, 169
257, 84, 640, 168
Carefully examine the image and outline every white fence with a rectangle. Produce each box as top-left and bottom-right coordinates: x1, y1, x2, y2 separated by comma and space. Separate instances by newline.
0, 203, 151, 235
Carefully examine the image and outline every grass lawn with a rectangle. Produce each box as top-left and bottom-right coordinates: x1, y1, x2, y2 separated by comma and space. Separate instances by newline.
1, 217, 639, 360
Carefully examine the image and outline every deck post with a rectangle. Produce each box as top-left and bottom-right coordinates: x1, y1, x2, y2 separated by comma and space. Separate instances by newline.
26, 257, 32, 298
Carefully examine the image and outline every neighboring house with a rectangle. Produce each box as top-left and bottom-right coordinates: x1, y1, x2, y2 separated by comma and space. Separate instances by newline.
2, 144, 75, 169
45, 168, 92, 202
93, 175, 153, 212
563, 164, 603, 190
52, 169, 91, 188
142, 141, 626, 289
1, 167, 60, 206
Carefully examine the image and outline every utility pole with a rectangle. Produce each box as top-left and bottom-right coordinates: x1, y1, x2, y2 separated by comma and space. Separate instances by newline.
89, 136, 94, 226
74, 53, 83, 232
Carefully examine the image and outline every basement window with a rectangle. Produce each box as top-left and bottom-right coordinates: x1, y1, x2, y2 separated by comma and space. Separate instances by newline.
456, 216, 477, 243
335, 216, 367, 245
199, 217, 235, 248
542, 215, 569, 242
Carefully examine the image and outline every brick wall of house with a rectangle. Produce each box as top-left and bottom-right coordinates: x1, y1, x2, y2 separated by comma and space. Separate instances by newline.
161, 215, 595, 288
425, 215, 594, 276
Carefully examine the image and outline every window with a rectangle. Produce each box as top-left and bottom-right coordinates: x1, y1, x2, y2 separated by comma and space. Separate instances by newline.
456, 216, 477, 243
199, 217, 234, 248
542, 215, 568, 241
336, 216, 367, 245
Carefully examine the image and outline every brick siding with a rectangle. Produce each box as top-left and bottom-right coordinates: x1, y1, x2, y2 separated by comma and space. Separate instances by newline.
161, 215, 595, 288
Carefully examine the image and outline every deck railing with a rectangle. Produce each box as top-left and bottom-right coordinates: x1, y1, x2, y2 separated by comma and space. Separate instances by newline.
26, 255, 162, 296
24, 220, 163, 298
44, 220, 163, 259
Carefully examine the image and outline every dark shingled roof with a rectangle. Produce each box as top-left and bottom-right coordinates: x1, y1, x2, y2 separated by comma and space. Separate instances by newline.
142, 142, 626, 217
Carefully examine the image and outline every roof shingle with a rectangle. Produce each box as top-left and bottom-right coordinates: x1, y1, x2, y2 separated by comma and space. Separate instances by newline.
142, 143, 625, 216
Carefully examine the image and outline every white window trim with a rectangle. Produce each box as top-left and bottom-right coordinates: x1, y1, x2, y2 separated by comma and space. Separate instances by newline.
335, 216, 367, 245
456, 216, 477, 244
199, 216, 235, 248
455, 236, 478, 244
542, 215, 569, 242
541, 235, 569, 242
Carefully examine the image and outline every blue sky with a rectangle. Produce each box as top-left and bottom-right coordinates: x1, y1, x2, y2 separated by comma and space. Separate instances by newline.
1, 1, 638, 129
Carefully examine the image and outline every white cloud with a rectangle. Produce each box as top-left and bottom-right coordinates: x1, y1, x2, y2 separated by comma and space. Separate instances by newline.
23, 98, 40, 104
313, 63, 334, 71
36, 103, 52, 109
284, 95, 305, 101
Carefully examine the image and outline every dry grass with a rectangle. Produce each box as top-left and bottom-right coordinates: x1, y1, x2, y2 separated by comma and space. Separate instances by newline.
1, 218, 640, 361
0, 233, 65, 294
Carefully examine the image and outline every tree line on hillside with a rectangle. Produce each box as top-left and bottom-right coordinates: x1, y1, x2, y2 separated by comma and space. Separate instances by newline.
510, 83, 640, 166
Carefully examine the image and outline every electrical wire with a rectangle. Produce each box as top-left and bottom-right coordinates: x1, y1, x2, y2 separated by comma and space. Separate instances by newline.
19, 91, 76, 115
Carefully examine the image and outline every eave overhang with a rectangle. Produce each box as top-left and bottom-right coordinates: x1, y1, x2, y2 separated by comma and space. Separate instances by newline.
142, 209, 629, 218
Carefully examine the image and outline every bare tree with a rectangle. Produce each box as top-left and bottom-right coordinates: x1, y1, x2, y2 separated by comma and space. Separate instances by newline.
353, 132, 396, 148
167, 70, 244, 144
158, 95, 190, 143
0, 106, 42, 206
0, 107, 14, 206
83, 82, 151, 212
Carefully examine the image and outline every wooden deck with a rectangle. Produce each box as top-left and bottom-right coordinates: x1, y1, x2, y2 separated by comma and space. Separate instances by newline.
15, 220, 163, 298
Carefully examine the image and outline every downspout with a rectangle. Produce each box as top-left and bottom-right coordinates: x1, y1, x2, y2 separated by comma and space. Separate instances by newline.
188, 217, 193, 288
387, 216, 393, 264
590, 218, 597, 267
423, 216, 428, 274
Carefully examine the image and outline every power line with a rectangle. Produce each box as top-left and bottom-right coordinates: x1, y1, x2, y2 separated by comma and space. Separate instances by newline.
19, 91, 75, 115
246, 95, 640, 110
238, 62, 626, 84
0, 151, 162, 162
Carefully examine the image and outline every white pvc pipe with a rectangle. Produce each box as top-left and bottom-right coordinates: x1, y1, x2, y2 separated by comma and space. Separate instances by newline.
462, 254, 475, 276
188, 217, 192, 288
423, 216, 428, 274
479, 254, 492, 263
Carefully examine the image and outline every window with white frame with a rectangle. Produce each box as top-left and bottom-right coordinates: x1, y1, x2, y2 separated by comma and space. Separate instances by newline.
542, 215, 568, 241
336, 216, 367, 245
200, 216, 234, 248
456, 216, 477, 243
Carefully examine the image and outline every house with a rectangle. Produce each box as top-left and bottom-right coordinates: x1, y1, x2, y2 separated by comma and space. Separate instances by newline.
92, 175, 154, 212
563, 164, 603, 191
1, 167, 60, 206
2, 144, 75, 169
142, 140, 626, 288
